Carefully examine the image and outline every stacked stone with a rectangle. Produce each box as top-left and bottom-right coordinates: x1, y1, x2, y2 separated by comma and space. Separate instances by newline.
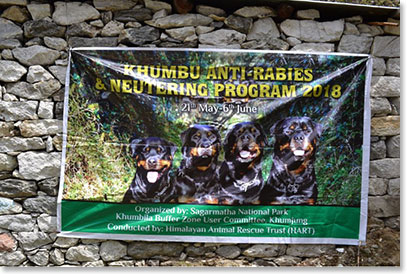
0, 0, 400, 267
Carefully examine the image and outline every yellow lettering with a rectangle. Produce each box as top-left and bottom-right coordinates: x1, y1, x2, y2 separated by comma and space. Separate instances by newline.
248, 85, 258, 98
236, 84, 247, 97
137, 65, 149, 76
264, 68, 275, 81
282, 85, 296, 97
259, 85, 270, 98
162, 66, 177, 79
253, 67, 264, 80
214, 84, 224, 97
122, 79, 132, 93
225, 84, 236, 97
124, 65, 135, 76
206, 66, 217, 79
110, 79, 121, 93
276, 68, 286, 81
271, 85, 281, 98
304, 69, 313, 81
178, 66, 189, 79
197, 84, 208, 96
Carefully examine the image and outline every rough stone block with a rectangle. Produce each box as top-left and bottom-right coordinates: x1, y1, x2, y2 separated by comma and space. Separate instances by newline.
94, 0, 138, 11
386, 58, 400, 76
53, 2, 100, 26
19, 119, 62, 137
0, 153, 17, 171
370, 98, 392, 117
0, 137, 45, 152
371, 36, 400, 58
65, 245, 100, 262
280, 19, 344, 42
370, 76, 400, 98
370, 140, 386, 160
199, 29, 246, 46
247, 17, 279, 41
17, 152, 61, 180
0, 100, 37, 123
15, 231, 53, 251
370, 158, 400, 179
338, 34, 372, 53
27, 3, 51, 20
0, 60, 27, 82
386, 135, 399, 158
100, 241, 127, 261
387, 178, 400, 196
371, 116, 400, 136
128, 242, 184, 259
368, 196, 399, 218
23, 195, 57, 215
0, 214, 34, 231
372, 57, 386, 76
242, 244, 286, 258
0, 250, 26, 266
0, 178, 37, 198
369, 178, 387, 196
286, 245, 336, 257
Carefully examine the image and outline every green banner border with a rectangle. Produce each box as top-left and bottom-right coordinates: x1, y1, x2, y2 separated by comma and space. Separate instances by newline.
60, 200, 360, 240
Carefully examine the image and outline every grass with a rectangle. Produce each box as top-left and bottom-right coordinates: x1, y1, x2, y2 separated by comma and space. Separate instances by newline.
318, 0, 399, 7
63, 86, 134, 202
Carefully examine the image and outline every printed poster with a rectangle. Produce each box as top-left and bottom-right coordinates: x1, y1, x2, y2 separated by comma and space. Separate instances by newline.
58, 48, 372, 245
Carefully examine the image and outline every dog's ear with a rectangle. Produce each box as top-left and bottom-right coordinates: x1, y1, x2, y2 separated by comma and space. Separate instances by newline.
214, 128, 222, 150
223, 124, 238, 158
313, 122, 323, 138
166, 140, 178, 157
254, 122, 268, 147
129, 138, 143, 158
269, 118, 285, 135
180, 127, 193, 146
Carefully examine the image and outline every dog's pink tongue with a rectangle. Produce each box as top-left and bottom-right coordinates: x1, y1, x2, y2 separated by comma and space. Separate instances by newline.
293, 150, 305, 156
240, 150, 251, 158
147, 171, 159, 183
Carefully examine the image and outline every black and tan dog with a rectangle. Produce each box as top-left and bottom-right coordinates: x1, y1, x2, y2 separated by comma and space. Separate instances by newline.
122, 137, 176, 203
261, 117, 322, 205
218, 122, 268, 205
175, 124, 221, 204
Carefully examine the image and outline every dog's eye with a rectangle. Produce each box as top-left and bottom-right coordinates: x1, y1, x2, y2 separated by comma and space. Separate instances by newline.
196, 132, 201, 137
238, 128, 244, 134
302, 126, 308, 131
145, 147, 150, 152
207, 132, 212, 137
156, 147, 162, 153
250, 127, 257, 133
289, 125, 295, 130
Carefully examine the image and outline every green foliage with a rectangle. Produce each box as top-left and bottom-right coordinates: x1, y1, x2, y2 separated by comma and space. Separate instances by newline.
321, 0, 399, 7
64, 50, 367, 206
63, 85, 134, 202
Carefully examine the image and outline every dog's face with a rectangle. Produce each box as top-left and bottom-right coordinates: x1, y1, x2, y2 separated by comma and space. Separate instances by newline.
271, 117, 322, 161
224, 122, 267, 163
181, 125, 221, 170
130, 137, 176, 184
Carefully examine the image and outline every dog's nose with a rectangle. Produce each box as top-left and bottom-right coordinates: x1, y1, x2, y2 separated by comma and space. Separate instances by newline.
148, 159, 157, 165
242, 133, 251, 141
294, 135, 304, 141
201, 141, 211, 148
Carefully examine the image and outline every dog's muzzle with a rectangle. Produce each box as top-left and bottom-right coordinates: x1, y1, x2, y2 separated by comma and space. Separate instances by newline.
290, 134, 310, 157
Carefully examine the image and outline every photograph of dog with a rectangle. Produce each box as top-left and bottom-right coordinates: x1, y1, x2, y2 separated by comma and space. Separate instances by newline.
261, 117, 322, 205
122, 137, 177, 203
218, 122, 268, 205
175, 124, 221, 204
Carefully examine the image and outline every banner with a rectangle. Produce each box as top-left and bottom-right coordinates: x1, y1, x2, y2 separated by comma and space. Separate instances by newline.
58, 48, 372, 245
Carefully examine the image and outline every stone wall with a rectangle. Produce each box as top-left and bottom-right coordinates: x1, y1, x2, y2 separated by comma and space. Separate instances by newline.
0, 0, 400, 267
